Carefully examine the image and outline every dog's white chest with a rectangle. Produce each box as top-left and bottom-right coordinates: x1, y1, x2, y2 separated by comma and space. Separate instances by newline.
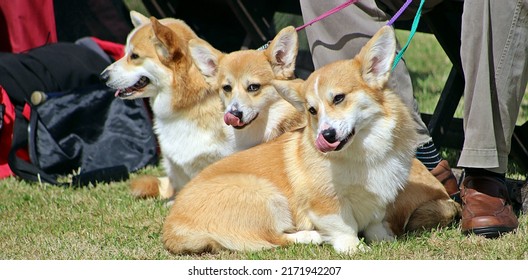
155, 116, 233, 174
157, 119, 232, 158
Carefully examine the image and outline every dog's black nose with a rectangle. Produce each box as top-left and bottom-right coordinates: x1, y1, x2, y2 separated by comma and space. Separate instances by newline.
322, 128, 338, 143
100, 70, 109, 83
231, 110, 243, 120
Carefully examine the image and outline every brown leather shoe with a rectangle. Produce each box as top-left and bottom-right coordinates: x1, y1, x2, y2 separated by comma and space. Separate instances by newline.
431, 160, 460, 202
460, 176, 519, 238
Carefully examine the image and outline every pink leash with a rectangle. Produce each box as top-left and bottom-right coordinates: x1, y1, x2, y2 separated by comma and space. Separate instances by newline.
295, 0, 359, 31
258, 0, 418, 65
292, 0, 420, 70
296, 0, 413, 31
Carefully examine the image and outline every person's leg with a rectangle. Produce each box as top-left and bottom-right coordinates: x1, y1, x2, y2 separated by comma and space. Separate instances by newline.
300, 0, 458, 196
458, 0, 528, 237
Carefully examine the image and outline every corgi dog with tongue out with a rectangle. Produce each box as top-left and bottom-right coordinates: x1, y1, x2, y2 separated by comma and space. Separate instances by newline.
189, 26, 305, 150
162, 26, 454, 255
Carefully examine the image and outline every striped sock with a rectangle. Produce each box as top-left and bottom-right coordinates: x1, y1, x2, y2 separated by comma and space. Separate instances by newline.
416, 140, 442, 170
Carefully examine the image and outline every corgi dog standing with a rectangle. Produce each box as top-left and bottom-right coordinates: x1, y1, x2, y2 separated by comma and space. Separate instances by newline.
162, 26, 460, 254
100, 12, 304, 200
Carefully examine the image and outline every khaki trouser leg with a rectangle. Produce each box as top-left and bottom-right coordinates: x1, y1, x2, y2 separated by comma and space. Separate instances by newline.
457, 0, 528, 173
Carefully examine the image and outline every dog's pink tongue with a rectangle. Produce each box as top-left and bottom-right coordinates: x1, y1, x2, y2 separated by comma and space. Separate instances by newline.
224, 112, 244, 127
114, 89, 121, 97
315, 134, 340, 153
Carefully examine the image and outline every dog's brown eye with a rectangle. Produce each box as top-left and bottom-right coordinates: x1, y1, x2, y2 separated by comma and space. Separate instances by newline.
222, 85, 232, 93
247, 84, 260, 92
308, 107, 317, 115
333, 94, 345, 105
130, 53, 140, 60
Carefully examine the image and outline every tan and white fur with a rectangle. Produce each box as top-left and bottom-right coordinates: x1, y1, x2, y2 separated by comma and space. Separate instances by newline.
162, 26, 457, 255
189, 26, 305, 150
101, 12, 304, 200
100, 12, 230, 199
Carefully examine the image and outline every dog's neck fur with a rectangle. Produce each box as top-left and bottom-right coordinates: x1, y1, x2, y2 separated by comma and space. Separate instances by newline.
151, 63, 224, 129
231, 105, 273, 151
232, 117, 268, 151
150, 62, 233, 169
231, 97, 304, 151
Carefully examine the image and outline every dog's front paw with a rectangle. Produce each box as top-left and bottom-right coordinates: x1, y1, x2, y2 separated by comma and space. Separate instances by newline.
332, 235, 369, 254
286, 230, 323, 244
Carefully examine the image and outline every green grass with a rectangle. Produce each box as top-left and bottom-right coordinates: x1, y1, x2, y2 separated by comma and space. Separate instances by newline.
395, 31, 459, 117
123, 0, 149, 16
1, 6, 527, 260
1, 171, 527, 260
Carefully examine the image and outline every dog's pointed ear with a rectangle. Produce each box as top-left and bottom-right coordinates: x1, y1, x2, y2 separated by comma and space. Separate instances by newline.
265, 26, 298, 79
189, 38, 223, 85
272, 79, 305, 112
151, 17, 187, 65
357, 26, 396, 89
130, 11, 149, 28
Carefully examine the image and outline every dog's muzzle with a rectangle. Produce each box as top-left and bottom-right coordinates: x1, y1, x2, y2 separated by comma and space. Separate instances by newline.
315, 128, 355, 153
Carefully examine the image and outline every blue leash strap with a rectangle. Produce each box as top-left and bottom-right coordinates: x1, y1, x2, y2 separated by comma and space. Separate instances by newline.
390, 0, 425, 71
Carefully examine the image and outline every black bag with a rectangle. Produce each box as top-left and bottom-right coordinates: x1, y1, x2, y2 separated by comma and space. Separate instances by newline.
0, 42, 158, 186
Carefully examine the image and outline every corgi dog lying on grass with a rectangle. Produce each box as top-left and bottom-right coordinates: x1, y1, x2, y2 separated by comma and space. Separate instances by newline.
162, 26, 460, 254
